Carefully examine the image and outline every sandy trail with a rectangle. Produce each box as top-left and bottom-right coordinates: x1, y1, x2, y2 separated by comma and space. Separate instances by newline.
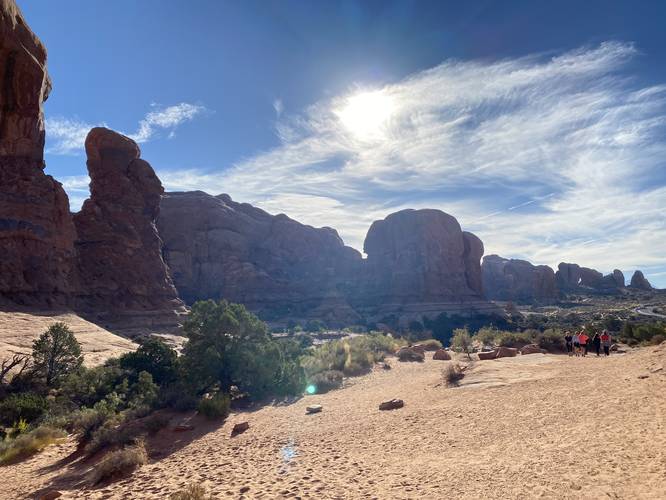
5, 345, 665, 499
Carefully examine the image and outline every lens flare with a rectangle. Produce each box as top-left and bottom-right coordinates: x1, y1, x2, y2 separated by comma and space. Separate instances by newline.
306, 384, 316, 395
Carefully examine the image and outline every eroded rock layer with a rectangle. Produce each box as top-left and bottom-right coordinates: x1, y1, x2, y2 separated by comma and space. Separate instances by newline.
0, 0, 77, 307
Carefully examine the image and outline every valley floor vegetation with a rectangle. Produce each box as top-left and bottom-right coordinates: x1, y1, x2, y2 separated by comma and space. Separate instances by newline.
1, 298, 664, 477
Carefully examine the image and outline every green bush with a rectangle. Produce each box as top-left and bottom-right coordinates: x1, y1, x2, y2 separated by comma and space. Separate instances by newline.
89, 442, 147, 484
473, 327, 499, 346
32, 322, 83, 387
119, 337, 179, 385
415, 339, 442, 351
451, 328, 474, 359
537, 329, 565, 351
0, 426, 66, 465
68, 395, 121, 441
181, 300, 305, 400
0, 392, 49, 427
84, 420, 143, 457
307, 370, 343, 393
197, 393, 230, 420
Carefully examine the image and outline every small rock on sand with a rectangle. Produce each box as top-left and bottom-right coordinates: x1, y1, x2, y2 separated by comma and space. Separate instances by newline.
379, 399, 404, 411
231, 422, 250, 435
306, 405, 323, 414
173, 424, 194, 432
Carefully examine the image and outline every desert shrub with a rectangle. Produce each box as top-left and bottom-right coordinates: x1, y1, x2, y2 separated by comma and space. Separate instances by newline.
494, 330, 534, 348
424, 313, 510, 346
89, 442, 148, 484
127, 371, 158, 409
473, 327, 499, 346
0, 426, 66, 465
143, 412, 170, 434
159, 382, 199, 411
451, 328, 474, 359
60, 363, 128, 409
300, 332, 403, 380
442, 363, 465, 387
32, 323, 83, 387
650, 334, 666, 345
85, 420, 143, 457
0, 392, 49, 427
537, 329, 565, 351
621, 322, 666, 344
68, 395, 121, 441
170, 483, 215, 500
307, 370, 343, 393
181, 300, 305, 399
119, 337, 179, 385
416, 339, 442, 351
197, 393, 230, 420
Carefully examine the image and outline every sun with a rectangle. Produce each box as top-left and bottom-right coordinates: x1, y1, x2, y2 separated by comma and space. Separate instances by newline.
336, 90, 395, 140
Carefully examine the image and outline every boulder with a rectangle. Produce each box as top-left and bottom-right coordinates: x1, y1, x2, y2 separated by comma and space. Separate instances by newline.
495, 347, 518, 358
173, 424, 194, 432
410, 344, 426, 355
520, 344, 546, 355
396, 346, 425, 362
0, 0, 77, 307
73, 128, 185, 316
482, 255, 556, 303
477, 350, 497, 360
306, 405, 323, 414
379, 399, 404, 411
231, 421, 250, 435
433, 349, 452, 360
629, 270, 652, 291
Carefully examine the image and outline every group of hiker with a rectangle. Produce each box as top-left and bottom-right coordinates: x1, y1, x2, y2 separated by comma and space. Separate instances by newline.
564, 329, 612, 357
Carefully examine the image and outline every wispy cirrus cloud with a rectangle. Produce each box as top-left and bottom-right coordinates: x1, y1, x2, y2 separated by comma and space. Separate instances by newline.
108, 42, 666, 286
46, 102, 206, 155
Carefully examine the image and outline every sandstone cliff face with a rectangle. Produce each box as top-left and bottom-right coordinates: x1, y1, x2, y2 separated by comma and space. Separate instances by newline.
158, 191, 363, 325
482, 255, 557, 303
0, 0, 77, 307
629, 270, 652, 290
73, 128, 183, 314
556, 263, 606, 291
358, 209, 483, 305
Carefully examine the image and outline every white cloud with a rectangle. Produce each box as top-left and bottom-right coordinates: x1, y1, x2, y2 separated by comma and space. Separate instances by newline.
74, 42, 666, 286
273, 98, 284, 117
45, 102, 206, 155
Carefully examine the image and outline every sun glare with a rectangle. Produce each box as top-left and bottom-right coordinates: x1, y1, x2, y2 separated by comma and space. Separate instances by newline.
336, 90, 395, 140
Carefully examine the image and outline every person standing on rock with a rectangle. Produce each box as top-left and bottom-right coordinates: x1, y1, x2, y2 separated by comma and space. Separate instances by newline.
600, 330, 612, 356
564, 331, 574, 356
572, 331, 581, 357
592, 332, 602, 356
578, 329, 589, 357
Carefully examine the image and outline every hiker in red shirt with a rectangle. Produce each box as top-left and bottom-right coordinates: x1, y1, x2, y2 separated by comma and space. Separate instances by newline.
600, 330, 612, 356
578, 330, 590, 357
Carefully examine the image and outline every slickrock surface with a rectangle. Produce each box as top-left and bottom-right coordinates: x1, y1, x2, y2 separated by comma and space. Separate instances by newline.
0, 310, 137, 366
9, 345, 664, 499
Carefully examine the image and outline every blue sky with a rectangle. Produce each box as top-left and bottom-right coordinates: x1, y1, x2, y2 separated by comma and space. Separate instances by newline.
21, 0, 666, 287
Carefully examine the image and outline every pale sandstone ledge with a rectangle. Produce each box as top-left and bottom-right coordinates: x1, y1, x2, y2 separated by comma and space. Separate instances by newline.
0, 310, 137, 366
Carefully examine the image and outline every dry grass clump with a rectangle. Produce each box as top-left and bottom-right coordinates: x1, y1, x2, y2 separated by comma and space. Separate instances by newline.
89, 441, 148, 484
442, 363, 466, 387
197, 393, 230, 420
170, 483, 215, 500
0, 426, 66, 465
416, 339, 443, 351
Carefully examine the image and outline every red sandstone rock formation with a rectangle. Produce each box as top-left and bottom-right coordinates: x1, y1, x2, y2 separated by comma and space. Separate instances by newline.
157, 191, 362, 325
482, 255, 557, 303
0, 0, 77, 307
629, 270, 652, 291
73, 128, 183, 315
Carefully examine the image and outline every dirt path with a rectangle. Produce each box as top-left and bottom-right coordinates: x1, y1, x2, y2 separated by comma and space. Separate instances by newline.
5, 345, 666, 499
